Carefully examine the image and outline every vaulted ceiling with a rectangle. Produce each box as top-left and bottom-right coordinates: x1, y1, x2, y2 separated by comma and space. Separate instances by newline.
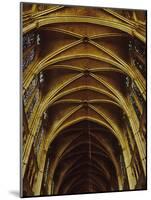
22, 4, 146, 196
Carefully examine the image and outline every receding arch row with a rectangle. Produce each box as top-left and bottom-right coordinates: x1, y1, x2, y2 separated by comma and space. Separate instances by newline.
52, 146, 117, 191
46, 127, 120, 172
27, 67, 129, 128
46, 117, 129, 189
27, 83, 133, 159
32, 110, 134, 194
28, 83, 128, 136
27, 68, 133, 139
44, 111, 126, 158
37, 104, 131, 192
26, 68, 122, 119
47, 128, 121, 180
57, 168, 110, 194
55, 161, 117, 194
24, 85, 127, 169
41, 120, 125, 194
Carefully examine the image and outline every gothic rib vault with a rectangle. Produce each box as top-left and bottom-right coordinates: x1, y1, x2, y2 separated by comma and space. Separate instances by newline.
22, 3, 147, 197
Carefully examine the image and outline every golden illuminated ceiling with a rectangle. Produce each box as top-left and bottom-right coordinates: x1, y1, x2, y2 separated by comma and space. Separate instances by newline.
22, 3, 146, 196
